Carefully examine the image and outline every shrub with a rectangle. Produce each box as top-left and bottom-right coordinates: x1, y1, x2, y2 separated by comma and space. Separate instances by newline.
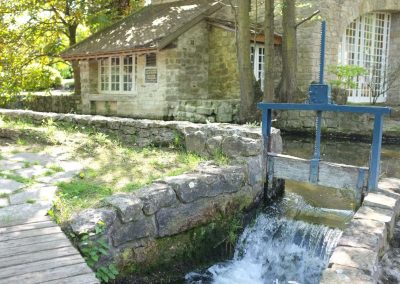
22, 64, 63, 91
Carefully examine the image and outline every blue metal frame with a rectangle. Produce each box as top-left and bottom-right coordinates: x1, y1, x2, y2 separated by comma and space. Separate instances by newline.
258, 102, 390, 191
259, 20, 391, 192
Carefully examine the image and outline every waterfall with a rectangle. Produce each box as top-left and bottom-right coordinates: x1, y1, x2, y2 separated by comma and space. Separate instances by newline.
186, 195, 344, 284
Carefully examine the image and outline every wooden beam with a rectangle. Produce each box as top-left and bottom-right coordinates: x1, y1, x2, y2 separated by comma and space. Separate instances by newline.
268, 153, 368, 191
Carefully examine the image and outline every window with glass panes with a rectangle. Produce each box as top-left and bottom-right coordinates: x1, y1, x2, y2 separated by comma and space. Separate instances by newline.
251, 44, 265, 90
99, 55, 134, 93
339, 12, 391, 103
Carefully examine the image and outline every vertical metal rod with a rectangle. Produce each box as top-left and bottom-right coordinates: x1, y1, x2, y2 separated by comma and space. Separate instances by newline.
368, 114, 384, 191
313, 111, 322, 160
319, 21, 326, 84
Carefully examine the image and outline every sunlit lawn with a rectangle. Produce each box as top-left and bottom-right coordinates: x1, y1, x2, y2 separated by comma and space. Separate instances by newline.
0, 116, 206, 222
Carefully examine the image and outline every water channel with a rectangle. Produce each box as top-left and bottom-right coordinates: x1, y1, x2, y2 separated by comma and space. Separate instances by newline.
186, 136, 400, 284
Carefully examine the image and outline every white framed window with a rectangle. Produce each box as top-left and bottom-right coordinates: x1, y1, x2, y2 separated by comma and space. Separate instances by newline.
251, 44, 265, 90
99, 55, 135, 93
339, 12, 391, 103
144, 53, 157, 84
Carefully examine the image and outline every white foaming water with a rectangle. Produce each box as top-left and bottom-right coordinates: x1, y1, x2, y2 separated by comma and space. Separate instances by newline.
186, 209, 342, 284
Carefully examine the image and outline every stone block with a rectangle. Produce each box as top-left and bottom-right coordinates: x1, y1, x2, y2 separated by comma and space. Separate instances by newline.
111, 215, 157, 247
354, 206, 396, 237
162, 172, 240, 203
136, 183, 178, 215
9, 184, 58, 205
328, 246, 378, 276
0, 179, 25, 195
363, 192, 400, 213
156, 198, 218, 237
196, 106, 213, 116
103, 194, 143, 223
321, 265, 375, 284
206, 136, 223, 155
185, 130, 207, 156
70, 208, 117, 235
221, 134, 261, 157
338, 219, 387, 254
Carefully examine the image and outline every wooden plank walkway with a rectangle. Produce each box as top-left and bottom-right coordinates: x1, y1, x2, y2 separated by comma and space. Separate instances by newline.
0, 216, 99, 284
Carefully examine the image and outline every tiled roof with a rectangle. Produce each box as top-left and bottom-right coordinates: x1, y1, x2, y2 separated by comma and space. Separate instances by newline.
61, 0, 222, 59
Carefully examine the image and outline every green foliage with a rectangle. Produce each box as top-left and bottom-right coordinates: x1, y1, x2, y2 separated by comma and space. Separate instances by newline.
212, 149, 230, 166
328, 65, 367, 104
328, 65, 367, 90
54, 62, 73, 79
70, 222, 119, 283
0, 0, 144, 96
22, 64, 62, 91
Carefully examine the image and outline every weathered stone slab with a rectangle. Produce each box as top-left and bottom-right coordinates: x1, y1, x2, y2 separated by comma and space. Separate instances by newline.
9, 184, 57, 205
103, 194, 143, 223
8, 152, 55, 165
0, 160, 24, 171
221, 134, 261, 157
0, 178, 25, 195
185, 130, 207, 156
328, 246, 378, 276
0, 198, 8, 207
70, 208, 117, 235
321, 264, 375, 284
15, 165, 48, 179
338, 219, 387, 254
111, 215, 157, 246
156, 197, 222, 237
0, 202, 51, 227
163, 172, 239, 203
36, 170, 78, 183
363, 192, 400, 213
136, 183, 177, 215
353, 205, 395, 236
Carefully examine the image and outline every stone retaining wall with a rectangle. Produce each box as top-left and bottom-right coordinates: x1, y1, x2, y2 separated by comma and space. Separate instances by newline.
0, 108, 282, 280
321, 178, 400, 283
1, 94, 81, 114
274, 110, 400, 143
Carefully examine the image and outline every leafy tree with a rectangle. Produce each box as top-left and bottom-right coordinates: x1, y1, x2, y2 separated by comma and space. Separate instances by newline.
0, 0, 144, 98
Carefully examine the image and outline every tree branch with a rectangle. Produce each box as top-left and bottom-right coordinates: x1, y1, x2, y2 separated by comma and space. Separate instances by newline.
295, 10, 320, 29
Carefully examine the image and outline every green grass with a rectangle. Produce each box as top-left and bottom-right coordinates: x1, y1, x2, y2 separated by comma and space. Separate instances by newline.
0, 116, 227, 224
0, 193, 10, 199
26, 199, 36, 204
0, 172, 33, 184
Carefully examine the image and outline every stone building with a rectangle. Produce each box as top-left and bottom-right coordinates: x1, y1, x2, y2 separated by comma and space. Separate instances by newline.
61, 0, 282, 123
61, 0, 400, 123
287, 0, 400, 104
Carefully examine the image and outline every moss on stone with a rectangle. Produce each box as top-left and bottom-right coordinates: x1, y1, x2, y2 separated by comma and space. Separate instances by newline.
115, 198, 256, 283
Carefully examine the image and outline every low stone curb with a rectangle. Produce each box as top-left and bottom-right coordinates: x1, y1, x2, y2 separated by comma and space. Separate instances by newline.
321, 178, 400, 283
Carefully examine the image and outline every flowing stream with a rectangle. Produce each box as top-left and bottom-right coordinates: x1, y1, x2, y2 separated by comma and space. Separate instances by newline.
186, 137, 400, 284
186, 193, 346, 284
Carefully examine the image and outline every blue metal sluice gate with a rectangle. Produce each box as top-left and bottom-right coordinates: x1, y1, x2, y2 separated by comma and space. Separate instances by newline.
257, 21, 391, 194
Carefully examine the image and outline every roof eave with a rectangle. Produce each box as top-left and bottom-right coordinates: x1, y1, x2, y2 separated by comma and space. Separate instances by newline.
61, 47, 159, 61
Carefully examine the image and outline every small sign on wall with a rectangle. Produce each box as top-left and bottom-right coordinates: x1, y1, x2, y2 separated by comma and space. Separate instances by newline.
145, 68, 157, 83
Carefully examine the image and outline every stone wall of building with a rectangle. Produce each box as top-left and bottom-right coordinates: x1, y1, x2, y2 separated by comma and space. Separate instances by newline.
208, 26, 240, 100
1, 95, 81, 114
251, 0, 400, 99
274, 110, 400, 143
387, 13, 400, 106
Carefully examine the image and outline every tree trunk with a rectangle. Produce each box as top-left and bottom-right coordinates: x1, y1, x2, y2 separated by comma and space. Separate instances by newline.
263, 0, 275, 102
68, 24, 81, 95
237, 0, 256, 123
279, 0, 297, 102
